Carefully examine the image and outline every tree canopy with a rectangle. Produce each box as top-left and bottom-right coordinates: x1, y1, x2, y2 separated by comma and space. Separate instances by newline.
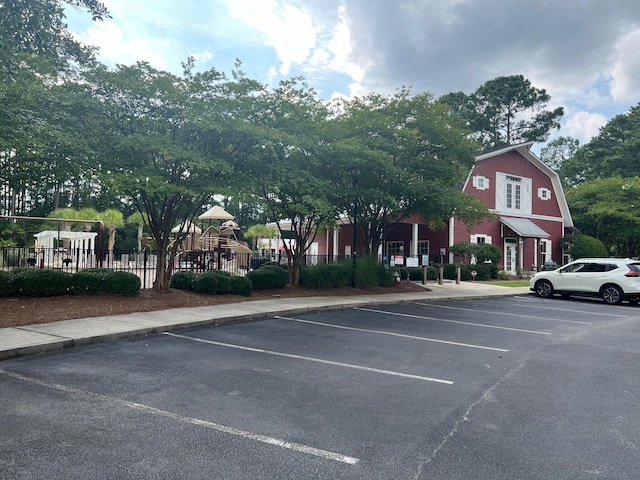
440, 74, 564, 151
565, 176, 640, 257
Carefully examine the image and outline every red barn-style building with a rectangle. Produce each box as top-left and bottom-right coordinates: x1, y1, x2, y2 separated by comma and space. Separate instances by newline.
448, 142, 574, 273
271, 142, 574, 275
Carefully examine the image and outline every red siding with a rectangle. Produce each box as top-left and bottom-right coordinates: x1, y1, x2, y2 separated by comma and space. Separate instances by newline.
469, 152, 562, 217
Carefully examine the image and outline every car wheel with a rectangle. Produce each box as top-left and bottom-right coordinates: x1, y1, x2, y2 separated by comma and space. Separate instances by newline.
535, 280, 553, 298
602, 284, 623, 305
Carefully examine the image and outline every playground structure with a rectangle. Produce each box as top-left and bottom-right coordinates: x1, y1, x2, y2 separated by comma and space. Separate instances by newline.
171, 207, 252, 274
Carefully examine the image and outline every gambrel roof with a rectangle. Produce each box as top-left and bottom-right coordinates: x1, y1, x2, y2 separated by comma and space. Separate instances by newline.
470, 141, 574, 229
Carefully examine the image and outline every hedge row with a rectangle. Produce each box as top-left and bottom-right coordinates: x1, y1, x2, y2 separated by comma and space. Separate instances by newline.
0, 268, 141, 298
170, 270, 253, 296
299, 258, 396, 289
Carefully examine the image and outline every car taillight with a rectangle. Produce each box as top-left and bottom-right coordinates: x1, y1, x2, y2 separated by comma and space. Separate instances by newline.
625, 271, 640, 277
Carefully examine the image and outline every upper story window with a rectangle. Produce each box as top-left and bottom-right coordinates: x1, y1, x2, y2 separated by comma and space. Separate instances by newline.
506, 176, 521, 209
472, 175, 490, 190
538, 187, 551, 200
496, 172, 532, 214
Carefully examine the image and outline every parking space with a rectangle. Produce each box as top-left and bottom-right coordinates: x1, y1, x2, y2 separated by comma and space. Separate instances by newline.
2, 295, 640, 479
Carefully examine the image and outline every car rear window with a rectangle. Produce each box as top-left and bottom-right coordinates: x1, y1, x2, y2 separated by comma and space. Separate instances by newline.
626, 262, 640, 272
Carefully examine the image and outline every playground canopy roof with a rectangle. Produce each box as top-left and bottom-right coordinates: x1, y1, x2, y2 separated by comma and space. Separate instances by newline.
171, 222, 202, 233
199, 206, 234, 221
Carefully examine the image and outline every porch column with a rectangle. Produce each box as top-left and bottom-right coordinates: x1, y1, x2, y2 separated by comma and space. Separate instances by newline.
518, 238, 524, 274
333, 229, 339, 262
411, 223, 419, 257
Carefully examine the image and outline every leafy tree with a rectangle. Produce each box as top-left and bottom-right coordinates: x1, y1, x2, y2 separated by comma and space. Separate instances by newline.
565, 176, 640, 257
539, 136, 580, 185
1, 1, 107, 216
88, 60, 254, 289
232, 77, 337, 285
327, 89, 488, 258
562, 103, 640, 184
440, 74, 564, 150
0, 0, 108, 80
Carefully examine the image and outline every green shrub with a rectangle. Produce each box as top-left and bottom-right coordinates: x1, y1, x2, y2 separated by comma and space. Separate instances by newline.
230, 276, 253, 296
192, 271, 232, 295
170, 271, 197, 291
340, 257, 392, 288
104, 271, 141, 296
246, 265, 289, 290
212, 273, 231, 294
12, 269, 71, 297
69, 270, 108, 295
376, 262, 395, 287
442, 263, 493, 281
0, 270, 13, 297
193, 271, 220, 294
398, 267, 409, 280
405, 267, 426, 281
567, 233, 608, 259
300, 263, 351, 289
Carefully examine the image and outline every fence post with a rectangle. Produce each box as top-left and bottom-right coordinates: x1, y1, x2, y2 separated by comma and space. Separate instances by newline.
438, 264, 444, 285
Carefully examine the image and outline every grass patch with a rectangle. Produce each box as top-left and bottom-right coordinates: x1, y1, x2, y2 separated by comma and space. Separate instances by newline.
488, 280, 530, 287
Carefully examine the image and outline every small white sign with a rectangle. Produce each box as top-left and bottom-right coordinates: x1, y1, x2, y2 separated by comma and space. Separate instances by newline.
394, 255, 404, 266
406, 257, 419, 267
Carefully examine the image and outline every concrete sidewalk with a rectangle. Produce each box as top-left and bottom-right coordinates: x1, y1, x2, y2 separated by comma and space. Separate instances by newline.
0, 282, 532, 360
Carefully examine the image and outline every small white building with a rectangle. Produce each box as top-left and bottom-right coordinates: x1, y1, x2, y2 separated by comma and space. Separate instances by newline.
34, 230, 98, 267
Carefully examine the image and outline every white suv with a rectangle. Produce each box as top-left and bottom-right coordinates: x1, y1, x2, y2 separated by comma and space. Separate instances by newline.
530, 258, 640, 305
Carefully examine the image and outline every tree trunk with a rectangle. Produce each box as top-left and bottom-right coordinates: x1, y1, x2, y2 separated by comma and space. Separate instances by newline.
108, 224, 116, 257
137, 224, 143, 252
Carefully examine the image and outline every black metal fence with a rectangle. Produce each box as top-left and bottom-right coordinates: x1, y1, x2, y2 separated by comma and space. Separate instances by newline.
0, 247, 429, 289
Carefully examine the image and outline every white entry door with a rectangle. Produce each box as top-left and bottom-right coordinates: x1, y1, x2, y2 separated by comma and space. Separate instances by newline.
505, 239, 518, 274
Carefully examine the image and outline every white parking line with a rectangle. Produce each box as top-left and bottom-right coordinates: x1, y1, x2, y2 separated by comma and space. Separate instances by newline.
507, 301, 629, 318
275, 316, 509, 353
0, 368, 360, 465
356, 308, 551, 335
418, 303, 592, 325
164, 332, 454, 385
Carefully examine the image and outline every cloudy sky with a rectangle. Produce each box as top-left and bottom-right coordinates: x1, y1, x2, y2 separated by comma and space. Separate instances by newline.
65, 0, 640, 148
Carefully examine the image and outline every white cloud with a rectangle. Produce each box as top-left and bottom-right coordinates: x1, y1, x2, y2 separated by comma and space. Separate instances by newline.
226, 0, 317, 75
78, 21, 170, 70
609, 28, 640, 104
562, 110, 608, 144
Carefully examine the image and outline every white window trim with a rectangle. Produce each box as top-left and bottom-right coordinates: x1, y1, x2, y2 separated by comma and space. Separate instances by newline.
496, 172, 532, 215
470, 234, 492, 245
472, 175, 490, 190
538, 187, 551, 200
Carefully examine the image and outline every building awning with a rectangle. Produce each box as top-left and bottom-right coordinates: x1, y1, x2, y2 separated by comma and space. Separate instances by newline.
500, 217, 550, 238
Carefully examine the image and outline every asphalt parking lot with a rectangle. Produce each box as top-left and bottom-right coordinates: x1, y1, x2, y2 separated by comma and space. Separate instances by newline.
2, 294, 640, 479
